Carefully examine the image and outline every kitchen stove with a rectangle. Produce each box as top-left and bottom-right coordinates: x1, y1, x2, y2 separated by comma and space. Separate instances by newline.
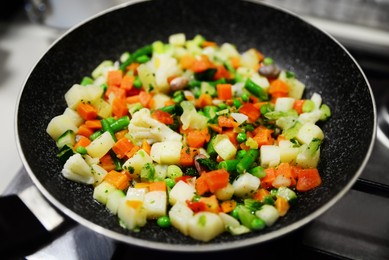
2, 1, 389, 259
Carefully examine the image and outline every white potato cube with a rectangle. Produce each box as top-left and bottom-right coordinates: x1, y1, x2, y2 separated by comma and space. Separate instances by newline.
260, 145, 281, 168
91, 164, 108, 186
122, 149, 153, 179
215, 183, 234, 201
65, 84, 103, 109
144, 191, 167, 219
46, 114, 78, 141
169, 180, 196, 205
86, 131, 115, 159
188, 212, 224, 242
255, 205, 280, 226
93, 181, 117, 205
150, 141, 182, 165
126, 187, 147, 201
296, 122, 324, 144
117, 199, 147, 230
275, 97, 295, 112
106, 189, 125, 215
213, 134, 237, 160
232, 172, 260, 198
279, 140, 299, 163
169, 201, 194, 236
169, 33, 186, 46
63, 107, 83, 127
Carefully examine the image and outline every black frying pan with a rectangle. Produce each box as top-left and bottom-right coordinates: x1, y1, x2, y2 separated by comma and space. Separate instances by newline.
13, 0, 376, 254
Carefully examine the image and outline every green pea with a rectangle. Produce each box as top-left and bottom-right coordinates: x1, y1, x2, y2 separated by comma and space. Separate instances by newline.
164, 178, 176, 188
251, 217, 266, 230
233, 99, 242, 108
236, 132, 247, 143
157, 216, 171, 228
241, 93, 250, 102
133, 76, 143, 89
302, 100, 315, 113
76, 146, 87, 155
236, 149, 247, 160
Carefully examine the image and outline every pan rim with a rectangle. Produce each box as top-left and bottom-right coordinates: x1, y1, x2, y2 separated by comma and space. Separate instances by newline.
14, 0, 377, 252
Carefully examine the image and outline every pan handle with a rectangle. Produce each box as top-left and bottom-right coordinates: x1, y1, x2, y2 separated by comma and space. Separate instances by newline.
0, 185, 72, 258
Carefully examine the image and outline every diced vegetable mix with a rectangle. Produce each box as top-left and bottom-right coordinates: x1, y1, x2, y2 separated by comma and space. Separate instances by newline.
46, 33, 331, 242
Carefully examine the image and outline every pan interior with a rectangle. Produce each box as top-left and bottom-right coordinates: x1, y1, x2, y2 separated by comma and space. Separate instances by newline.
16, 0, 375, 250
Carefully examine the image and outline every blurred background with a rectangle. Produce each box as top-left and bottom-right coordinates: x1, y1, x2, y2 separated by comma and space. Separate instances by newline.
1, 0, 388, 194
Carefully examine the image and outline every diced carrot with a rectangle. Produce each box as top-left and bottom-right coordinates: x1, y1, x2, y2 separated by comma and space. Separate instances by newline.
199, 195, 221, 213
275, 196, 290, 217
208, 124, 223, 134
149, 181, 166, 192
216, 83, 232, 100
164, 99, 176, 106
151, 110, 174, 125
105, 86, 126, 100
296, 168, 322, 192
239, 103, 261, 122
107, 70, 123, 87
126, 94, 140, 104
269, 79, 289, 95
99, 154, 116, 172
85, 119, 102, 130
112, 137, 134, 159
252, 188, 271, 202
74, 136, 91, 150
120, 74, 135, 92
126, 200, 143, 209
214, 65, 231, 80
77, 103, 98, 120
203, 168, 230, 193
186, 200, 208, 213
125, 63, 140, 74
218, 115, 238, 128
104, 170, 130, 190
179, 54, 196, 70
125, 145, 140, 159
195, 93, 213, 108
139, 91, 153, 108
275, 162, 297, 187
293, 99, 305, 115
112, 98, 128, 118
141, 139, 151, 155
201, 41, 217, 48
252, 126, 274, 147
186, 128, 210, 148
261, 167, 276, 189
230, 56, 240, 69
179, 147, 199, 167
115, 129, 128, 140
190, 54, 214, 73
77, 124, 94, 138
195, 174, 210, 195
220, 200, 237, 213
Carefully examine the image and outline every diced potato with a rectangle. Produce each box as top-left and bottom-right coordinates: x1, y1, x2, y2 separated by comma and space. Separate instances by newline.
213, 134, 237, 160
310, 92, 322, 109
117, 199, 147, 230
144, 191, 167, 219
126, 187, 147, 201
65, 84, 104, 109
46, 114, 78, 141
296, 145, 321, 168
169, 201, 194, 236
250, 73, 270, 90
275, 97, 295, 112
240, 48, 259, 69
188, 212, 224, 242
122, 149, 153, 179
215, 183, 234, 201
151, 93, 171, 109
298, 109, 323, 125
93, 98, 112, 119
150, 141, 182, 165
220, 42, 240, 58
106, 189, 125, 215
137, 63, 156, 92
279, 71, 305, 99
91, 164, 108, 186
93, 181, 117, 205
260, 145, 280, 168
86, 131, 115, 159
232, 172, 260, 198
296, 122, 324, 144
169, 180, 196, 205
169, 33, 186, 46
63, 107, 83, 127
255, 205, 280, 226
279, 140, 299, 163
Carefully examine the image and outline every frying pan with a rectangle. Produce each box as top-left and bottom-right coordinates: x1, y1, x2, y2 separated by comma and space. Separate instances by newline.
13, 0, 376, 254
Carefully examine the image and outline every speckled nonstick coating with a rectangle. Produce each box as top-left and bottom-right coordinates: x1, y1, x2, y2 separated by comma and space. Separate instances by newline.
16, 0, 376, 252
